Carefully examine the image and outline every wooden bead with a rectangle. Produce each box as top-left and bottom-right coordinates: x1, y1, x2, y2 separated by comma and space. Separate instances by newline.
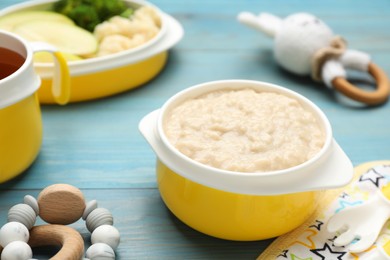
91, 225, 120, 250
29, 224, 84, 260
86, 243, 115, 260
0, 222, 29, 248
8, 203, 37, 230
1, 241, 32, 260
86, 208, 113, 233
82, 200, 98, 220
24, 195, 39, 215
38, 184, 85, 225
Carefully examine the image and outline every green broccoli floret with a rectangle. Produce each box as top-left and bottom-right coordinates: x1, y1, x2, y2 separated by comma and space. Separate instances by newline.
95, 0, 127, 20
67, 4, 100, 32
120, 8, 134, 18
53, 0, 133, 32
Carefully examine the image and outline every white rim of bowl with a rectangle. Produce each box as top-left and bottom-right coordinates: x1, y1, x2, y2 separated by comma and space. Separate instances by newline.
0, 30, 42, 109
157, 79, 333, 179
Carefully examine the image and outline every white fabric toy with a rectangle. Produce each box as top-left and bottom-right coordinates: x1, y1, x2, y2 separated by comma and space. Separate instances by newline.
238, 12, 390, 105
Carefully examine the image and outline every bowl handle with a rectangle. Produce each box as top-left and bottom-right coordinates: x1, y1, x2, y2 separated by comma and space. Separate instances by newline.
139, 110, 354, 194
30, 42, 71, 105
244, 139, 354, 195
139, 109, 162, 154
299, 139, 354, 192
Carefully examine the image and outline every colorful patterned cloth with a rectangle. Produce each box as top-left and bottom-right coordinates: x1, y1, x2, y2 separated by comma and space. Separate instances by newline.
259, 161, 390, 260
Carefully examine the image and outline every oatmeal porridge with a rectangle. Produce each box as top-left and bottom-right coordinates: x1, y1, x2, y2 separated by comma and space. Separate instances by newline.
164, 88, 325, 172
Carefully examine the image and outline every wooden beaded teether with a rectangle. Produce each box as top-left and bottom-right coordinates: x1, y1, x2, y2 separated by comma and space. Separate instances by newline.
0, 184, 120, 260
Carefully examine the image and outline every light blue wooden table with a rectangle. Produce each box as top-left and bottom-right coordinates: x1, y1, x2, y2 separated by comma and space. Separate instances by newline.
1, 0, 390, 259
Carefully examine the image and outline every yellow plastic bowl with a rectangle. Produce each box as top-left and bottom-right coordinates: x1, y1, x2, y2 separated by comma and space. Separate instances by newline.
38, 52, 167, 103
0, 0, 183, 104
139, 80, 354, 241
157, 160, 322, 241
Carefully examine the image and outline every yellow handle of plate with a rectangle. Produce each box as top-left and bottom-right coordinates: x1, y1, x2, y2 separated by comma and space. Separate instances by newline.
381, 183, 390, 201
51, 51, 71, 105
31, 42, 71, 105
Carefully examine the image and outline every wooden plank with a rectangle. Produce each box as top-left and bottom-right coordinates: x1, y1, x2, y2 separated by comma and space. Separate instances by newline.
0, 0, 389, 259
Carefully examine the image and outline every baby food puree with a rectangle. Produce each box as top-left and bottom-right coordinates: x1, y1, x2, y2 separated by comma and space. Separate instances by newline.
164, 88, 325, 172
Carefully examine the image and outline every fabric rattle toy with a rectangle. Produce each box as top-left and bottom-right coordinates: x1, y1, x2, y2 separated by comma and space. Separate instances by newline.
237, 12, 390, 105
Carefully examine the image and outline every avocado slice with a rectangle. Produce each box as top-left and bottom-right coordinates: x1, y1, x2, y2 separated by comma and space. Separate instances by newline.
0, 10, 74, 31
14, 20, 98, 56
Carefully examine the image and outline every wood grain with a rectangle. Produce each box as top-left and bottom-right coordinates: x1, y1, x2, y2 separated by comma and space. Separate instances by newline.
29, 225, 84, 260
333, 62, 390, 105
38, 184, 85, 224
1, 0, 390, 259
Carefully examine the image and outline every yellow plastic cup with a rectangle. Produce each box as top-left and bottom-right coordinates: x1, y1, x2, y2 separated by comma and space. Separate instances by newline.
139, 80, 354, 241
0, 30, 70, 183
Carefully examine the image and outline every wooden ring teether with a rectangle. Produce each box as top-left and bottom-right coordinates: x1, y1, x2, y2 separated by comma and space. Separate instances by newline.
28, 224, 84, 260
332, 62, 390, 105
0, 184, 120, 260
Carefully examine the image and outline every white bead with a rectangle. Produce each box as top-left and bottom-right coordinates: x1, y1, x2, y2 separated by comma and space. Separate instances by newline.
23, 195, 39, 216
82, 200, 98, 220
1, 241, 32, 260
86, 208, 113, 233
85, 243, 115, 260
8, 204, 36, 230
0, 222, 29, 248
91, 225, 120, 250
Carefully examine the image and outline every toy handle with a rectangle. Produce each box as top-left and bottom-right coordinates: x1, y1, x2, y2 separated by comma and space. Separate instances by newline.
28, 224, 84, 260
332, 62, 390, 105
30, 42, 71, 105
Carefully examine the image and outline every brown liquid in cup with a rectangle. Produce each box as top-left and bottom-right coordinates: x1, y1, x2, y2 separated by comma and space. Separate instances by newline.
0, 47, 25, 80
